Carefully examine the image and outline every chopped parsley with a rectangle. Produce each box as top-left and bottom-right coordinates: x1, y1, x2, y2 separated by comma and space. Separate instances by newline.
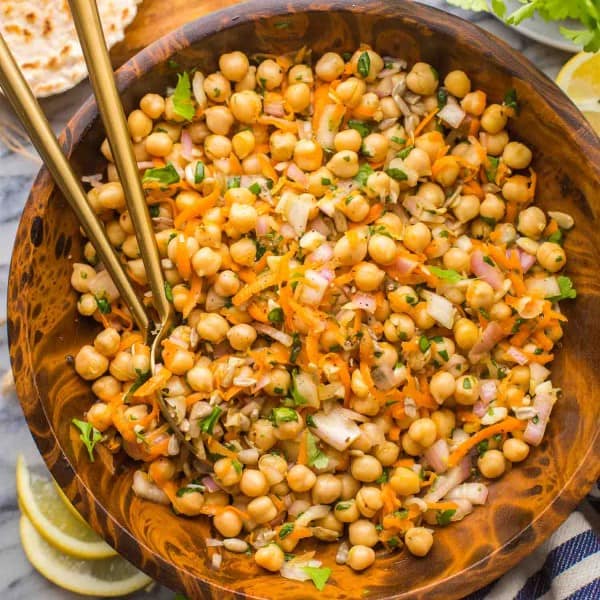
376, 468, 390, 484
164, 281, 173, 302
463, 378, 472, 389
354, 163, 374, 187
71, 419, 102, 462
391, 135, 406, 145
227, 176, 241, 189
125, 369, 151, 402
199, 406, 223, 434
268, 307, 284, 324
302, 566, 332, 591
194, 161, 205, 183
385, 168, 408, 182
307, 432, 329, 469
348, 119, 372, 138
335, 502, 352, 511
549, 275, 576, 302
143, 162, 180, 185
482, 255, 495, 267
255, 240, 267, 260
291, 376, 308, 406
419, 335, 431, 353
437, 88, 448, 109
149, 204, 160, 218
172, 72, 195, 120
504, 88, 519, 113
485, 156, 500, 183
436, 508, 456, 526
306, 414, 316, 428
248, 182, 261, 195
279, 523, 294, 538
429, 266, 463, 284
357, 51, 371, 78
547, 229, 563, 245
95, 296, 111, 314
321, 177, 332, 186
290, 333, 302, 363
271, 407, 298, 425
396, 145, 414, 160
477, 440, 489, 455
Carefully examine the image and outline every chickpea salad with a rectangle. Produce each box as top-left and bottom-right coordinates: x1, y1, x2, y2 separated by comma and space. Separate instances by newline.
71, 45, 576, 587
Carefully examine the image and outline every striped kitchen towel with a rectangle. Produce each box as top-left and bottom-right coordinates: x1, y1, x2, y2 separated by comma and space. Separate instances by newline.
466, 486, 600, 599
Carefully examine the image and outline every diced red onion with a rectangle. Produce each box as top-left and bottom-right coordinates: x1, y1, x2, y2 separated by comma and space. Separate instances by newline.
529, 363, 550, 386
468, 321, 505, 363
517, 248, 537, 273
333, 407, 369, 422
88, 270, 120, 302
424, 439, 449, 474
438, 101, 466, 128
280, 559, 322, 582
526, 276, 561, 298
446, 483, 489, 505
306, 243, 334, 265
206, 538, 224, 547
254, 323, 293, 347
374, 78, 394, 97
471, 250, 504, 290
295, 505, 330, 527
308, 217, 331, 237
280, 223, 297, 239
211, 553, 222, 570
297, 120, 313, 140
507, 345, 528, 365
424, 457, 470, 503
318, 267, 335, 282
181, 129, 193, 161
310, 409, 361, 451
255, 215, 270, 236
287, 163, 308, 186
393, 255, 420, 275
299, 269, 330, 306
447, 498, 473, 521
480, 380, 498, 403
361, 422, 386, 447
424, 291, 456, 329
136, 161, 156, 170
336, 541, 349, 565
205, 287, 227, 312
81, 173, 103, 187
343, 293, 376, 314
202, 476, 221, 493
523, 388, 555, 446
264, 101, 285, 117
444, 354, 468, 377
253, 374, 271, 393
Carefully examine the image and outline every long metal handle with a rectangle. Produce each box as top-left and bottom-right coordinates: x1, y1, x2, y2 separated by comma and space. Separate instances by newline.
0, 33, 149, 335
68, 0, 172, 328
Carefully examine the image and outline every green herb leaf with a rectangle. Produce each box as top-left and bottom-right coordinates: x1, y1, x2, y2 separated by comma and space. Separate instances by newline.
227, 176, 241, 189
348, 119, 372, 138
176, 484, 205, 497
357, 52, 371, 78
393, 508, 409, 519
482, 255, 495, 267
354, 163, 374, 187
95, 296, 111, 314
199, 406, 223, 434
391, 135, 406, 146
547, 229, 563, 245
143, 162, 180, 185
291, 377, 307, 406
125, 370, 151, 402
419, 335, 431, 353
271, 407, 298, 425
549, 275, 577, 302
306, 414, 316, 428
385, 168, 408, 182
376, 468, 390, 484
396, 145, 414, 160
71, 418, 102, 462
463, 377, 472, 390
307, 432, 329, 469
321, 177, 332, 186
477, 439, 489, 456
437, 88, 448, 109
436, 508, 456, 526
429, 266, 464, 283
194, 161, 205, 184
290, 333, 302, 363
172, 72, 195, 120
149, 204, 160, 218
503, 88, 519, 113
485, 156, 500, 183
279, 522, 294, 538
335, 502, 352, 511
248, 182, 261, 195
302, 566, 332, 591
164, 281, 173, 302
268, 307, 284, 324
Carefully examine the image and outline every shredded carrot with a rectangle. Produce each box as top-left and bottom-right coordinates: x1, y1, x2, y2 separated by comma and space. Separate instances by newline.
413, 108, 439, 138
447, 417, 526, 467
257, 115, 298, 132
133, 369, 172, 398
462, 179, 484, 199
297, 430, 309, 465
426, 501, 459, 511
232, 270, 278, 306
110, 306, 133, 331
305, 330, 321, 366
544, 219, 559, 236
312, 83, 332, 131
468, 117, 480, 137
388, 426, 401, 441
206, 436, 237, 459
257, 153, 279, 182
119, 331, 144, 351
223, 386, 242, 401
380, 483, 401, 514
431, 155, 460, 180
182, 275, 202, 319
393, 458, 415, 468
173, 183, 220, 229
247, 300, 270, 323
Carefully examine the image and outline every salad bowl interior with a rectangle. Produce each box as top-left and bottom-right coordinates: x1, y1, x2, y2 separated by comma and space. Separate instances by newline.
7, 1, 600, 598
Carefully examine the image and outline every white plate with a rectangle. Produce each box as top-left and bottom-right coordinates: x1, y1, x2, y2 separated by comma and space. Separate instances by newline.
494, 0, 582, 53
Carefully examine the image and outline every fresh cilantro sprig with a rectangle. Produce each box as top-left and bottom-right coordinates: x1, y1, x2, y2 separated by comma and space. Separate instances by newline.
71, 419, 102, 462
172, 72, 195, 120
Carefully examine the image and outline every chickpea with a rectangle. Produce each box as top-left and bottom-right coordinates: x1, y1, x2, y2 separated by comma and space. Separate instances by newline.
225, 323, 256, 351
345, 545, 375, 571
78, 294, 97, 316
408, 418, 437, 448
366, 171, 395, 201
145, 132, 173, 157
355, 487, 383, 518
286, 464, 317, 492
480, 193, 505, 222
203, 105, 233, 136
481, 130, 509, 156
517, 206, 547, 240
453, 194, 481, 223
257, 367, 288, 397
362, 133, 389, 163
92, 375, 121, 401
461, 90, 486, 116
326, 150, 359, 178
204, 134, 232, 160
213, 457, 243, 487
248, 419, 277, 451
335, 77, 366, 108
294, 139, 324, 172
232, 130, 255, 159
453, 318, 479, 351
406, 62, 439, 95
335, 128, 362, 153
139, 93, 165, 119
334, 230, 368, 266
503, 438, 530, 463
235, 64, 257, 92
239, 469, 269, 497
219, 51, 250, 82
478, 449, 506, 478
455, 375, 480, 405
108, 351, 136, 381
229, 238, 257, 266
350, 48, 384, 81
374, 441, 400, 466
270, 130, 297, 162
247, 495, 278, 524
489, 301, 512, 321
444, 70, 471, 98
368, 234, 397, 265
443, 248, 470, 273
213, 271, 240, 297
351, 455, 383, 483
229, 90, 262, 123
229, 203, 258, 234
430, 409, 455, 440
196, 313, 230, 343
502, 141, 532, 170
93, 328, 120, 358
312, 474, 342, 504
97, 182, 126, 211
334, 499, 360, 523
354, 262, 385, 292
413, 302, 436, 330
71, 263, 96, 293
380, 96, 401, 119
254, 544, 285, 572
172, 491, 205, 516
315, 52, 345, 81
405, 527, 434, 557
191, 247, 222, 278
502, 175, 531, 205
404, 147, 432, 177
285, 82, 311, 113
186, 365, 213, 393
213, 508, 243, 538
481, 104, 508, 134
340, 193, 370, 223
429, 371, 456, 405
256, 59, 283, 90
127, 109, 153, 142
466, 280, 495, 310
402, 432, 423, 457
287, 64, 313, 86
203, 72, 231, 103
432, 156, 460, 187
85, 402, 113, 432
74, 345, 109, 380
106, 220, 126, 247
389, 466, 420, 497
403, 222, 432, 253
537, 242, 566, 272
383, 313, 415, 343
348, 519, 379, 548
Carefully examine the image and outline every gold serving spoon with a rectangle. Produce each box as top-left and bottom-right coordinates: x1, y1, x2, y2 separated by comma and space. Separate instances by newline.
0, 34, 149, 335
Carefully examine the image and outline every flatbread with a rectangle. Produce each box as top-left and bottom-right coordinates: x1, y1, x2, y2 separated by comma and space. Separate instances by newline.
0, 0, 140, 97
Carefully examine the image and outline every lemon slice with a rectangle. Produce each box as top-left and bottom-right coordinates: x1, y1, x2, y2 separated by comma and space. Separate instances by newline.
556, 52, 600, 134
20, 514, 152, 597
16, 454, 117, 559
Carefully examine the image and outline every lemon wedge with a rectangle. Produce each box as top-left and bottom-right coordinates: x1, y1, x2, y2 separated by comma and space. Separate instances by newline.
16, 454, 117, 560
20, 514, 152, 597
556, 52, 600, 135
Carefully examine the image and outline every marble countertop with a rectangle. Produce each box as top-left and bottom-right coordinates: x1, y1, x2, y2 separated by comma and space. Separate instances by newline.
0, 2, 573, 598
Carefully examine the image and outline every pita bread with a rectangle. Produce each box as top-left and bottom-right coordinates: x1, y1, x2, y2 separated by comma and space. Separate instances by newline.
0, 0, 140, 97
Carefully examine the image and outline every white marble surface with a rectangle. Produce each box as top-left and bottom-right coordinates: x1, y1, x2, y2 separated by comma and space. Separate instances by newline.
0, 2, 573, 598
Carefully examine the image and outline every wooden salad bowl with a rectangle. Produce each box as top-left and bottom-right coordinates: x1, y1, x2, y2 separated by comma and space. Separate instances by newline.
8, 1, 600, 598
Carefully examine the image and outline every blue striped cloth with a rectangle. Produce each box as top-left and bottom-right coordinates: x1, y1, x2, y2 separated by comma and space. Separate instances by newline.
465, 482, 600, 599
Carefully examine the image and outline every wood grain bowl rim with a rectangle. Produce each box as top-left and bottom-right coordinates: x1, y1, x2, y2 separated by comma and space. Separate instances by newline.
9, 0, 600, 598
